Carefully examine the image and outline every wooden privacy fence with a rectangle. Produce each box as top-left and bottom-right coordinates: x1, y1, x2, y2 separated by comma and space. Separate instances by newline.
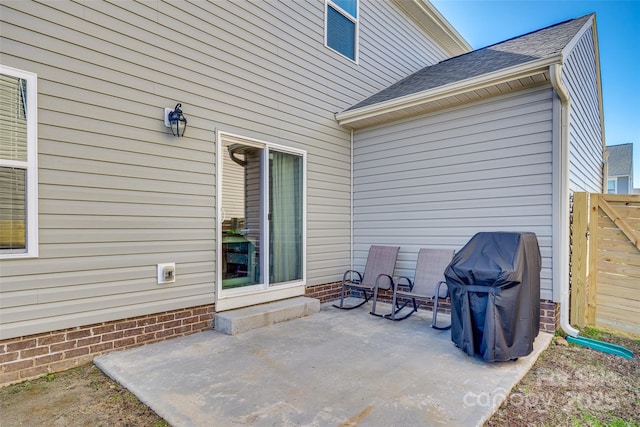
571, 193, 640, 335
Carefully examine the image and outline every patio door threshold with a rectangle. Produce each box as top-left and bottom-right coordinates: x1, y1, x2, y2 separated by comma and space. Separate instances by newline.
215, 284, 305, 312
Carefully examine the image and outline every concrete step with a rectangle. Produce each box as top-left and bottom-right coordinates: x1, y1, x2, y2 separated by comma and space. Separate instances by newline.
214, 296, 320, 335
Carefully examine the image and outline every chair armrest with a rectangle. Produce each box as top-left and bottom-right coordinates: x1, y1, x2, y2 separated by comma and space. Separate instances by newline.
375, 273, 396, 290
395, 275, 413, 291
343, 270, 362, 284
435, 280, 448, 299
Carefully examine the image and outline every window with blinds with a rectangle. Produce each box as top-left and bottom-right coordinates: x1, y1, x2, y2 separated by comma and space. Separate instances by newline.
0, 67, 37, 258
325, 0, 358, 62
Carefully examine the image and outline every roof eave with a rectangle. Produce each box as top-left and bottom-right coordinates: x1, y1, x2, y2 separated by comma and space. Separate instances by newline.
336, 54, 563, 129
393, 0, 472, 56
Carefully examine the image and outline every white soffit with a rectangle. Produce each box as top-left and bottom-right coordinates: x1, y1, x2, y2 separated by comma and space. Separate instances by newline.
336, 55, 561, 129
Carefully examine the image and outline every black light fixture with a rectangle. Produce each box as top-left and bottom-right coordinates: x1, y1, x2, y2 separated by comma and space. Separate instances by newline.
164, 103, 187, 137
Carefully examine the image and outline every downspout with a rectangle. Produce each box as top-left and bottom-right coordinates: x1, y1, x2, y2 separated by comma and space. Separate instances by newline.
548, 60, 632, 359
549, 64, 580, 337
350, 128, 354, 271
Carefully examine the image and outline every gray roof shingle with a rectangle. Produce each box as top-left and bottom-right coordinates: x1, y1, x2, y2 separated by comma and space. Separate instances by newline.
346, 14, 592, 111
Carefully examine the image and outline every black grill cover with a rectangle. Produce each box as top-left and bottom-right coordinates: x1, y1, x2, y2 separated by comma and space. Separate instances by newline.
445, 232, 541, 362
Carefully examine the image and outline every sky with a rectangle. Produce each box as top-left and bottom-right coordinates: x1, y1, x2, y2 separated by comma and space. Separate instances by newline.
430, 0, 640, 188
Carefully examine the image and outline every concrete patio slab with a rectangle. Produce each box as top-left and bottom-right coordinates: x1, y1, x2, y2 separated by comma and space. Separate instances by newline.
95, 300, 552, 427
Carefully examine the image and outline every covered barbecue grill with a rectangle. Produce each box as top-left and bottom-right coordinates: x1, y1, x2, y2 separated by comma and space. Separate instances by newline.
444, 232, 541, 362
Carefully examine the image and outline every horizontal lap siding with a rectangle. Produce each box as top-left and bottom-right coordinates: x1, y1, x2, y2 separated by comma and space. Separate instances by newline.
564, 28, 604, 193
353, 87, 555, 300
0, 0, 448, 338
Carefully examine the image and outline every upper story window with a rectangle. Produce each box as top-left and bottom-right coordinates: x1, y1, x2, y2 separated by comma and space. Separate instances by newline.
0, 65, 38, 258
325, 0, 359, 62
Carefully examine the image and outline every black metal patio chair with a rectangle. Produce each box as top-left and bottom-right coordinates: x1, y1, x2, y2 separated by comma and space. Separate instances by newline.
333, 245, 399, 316
384, 248, 455, 329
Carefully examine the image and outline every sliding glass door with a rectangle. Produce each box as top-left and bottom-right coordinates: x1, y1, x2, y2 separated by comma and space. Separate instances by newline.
218, 132, 305, 304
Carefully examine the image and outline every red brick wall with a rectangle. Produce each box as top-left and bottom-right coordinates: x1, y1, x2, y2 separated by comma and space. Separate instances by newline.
305, 283, 559, 332
540, 300, 560, 333
304, 281, 344, 303
0, 305, 213, 387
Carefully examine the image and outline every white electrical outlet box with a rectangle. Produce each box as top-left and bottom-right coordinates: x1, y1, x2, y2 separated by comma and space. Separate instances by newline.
157, 263, 176, 284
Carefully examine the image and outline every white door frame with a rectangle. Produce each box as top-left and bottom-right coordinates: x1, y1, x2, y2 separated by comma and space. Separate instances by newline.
215, 130, 306, 312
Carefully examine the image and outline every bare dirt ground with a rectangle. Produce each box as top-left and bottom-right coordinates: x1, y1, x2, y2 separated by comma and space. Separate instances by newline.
487, 328, 640, 427
0, 363, 168, 427
1, 328, 638, 427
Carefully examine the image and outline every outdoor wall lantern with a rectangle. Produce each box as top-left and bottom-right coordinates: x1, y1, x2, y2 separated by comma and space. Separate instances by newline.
164, 103, 187, 137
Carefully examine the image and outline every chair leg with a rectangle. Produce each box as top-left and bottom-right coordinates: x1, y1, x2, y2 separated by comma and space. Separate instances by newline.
431, 297, 451, 330
370, 287, 394, 317
370, 286, 380, 316
386, 297, 415, 321
389, 286, 399, 319
332, 284, 347, 309
333, 286, 369, 310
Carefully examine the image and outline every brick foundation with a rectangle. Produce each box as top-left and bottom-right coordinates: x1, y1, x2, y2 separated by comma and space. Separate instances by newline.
540, 300, 560, 333
0, 304, 213, 387
1, 287, 559, 388
304, 281, 344, 303
305, 283, 559, 333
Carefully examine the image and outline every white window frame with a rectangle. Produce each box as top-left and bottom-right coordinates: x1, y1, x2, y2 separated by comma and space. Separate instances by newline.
0, 65, 38, 259
324, 0, 359, 63
607, 177, 617, 194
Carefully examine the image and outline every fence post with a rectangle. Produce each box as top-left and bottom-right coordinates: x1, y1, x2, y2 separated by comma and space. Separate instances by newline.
571, 192, 588, 327
586, 193, 599, 325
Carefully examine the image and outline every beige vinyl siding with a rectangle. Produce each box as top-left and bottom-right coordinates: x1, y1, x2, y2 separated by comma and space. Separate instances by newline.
359, 1, 449, 86
221, 149, 246, 220
352, 86, 555, 300
0, 0, 447, 338
564, 28, 604, 193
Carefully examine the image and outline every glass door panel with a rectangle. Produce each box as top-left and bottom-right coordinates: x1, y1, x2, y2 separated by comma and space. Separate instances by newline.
269, 150, 303, 284
221, 141, 262, 290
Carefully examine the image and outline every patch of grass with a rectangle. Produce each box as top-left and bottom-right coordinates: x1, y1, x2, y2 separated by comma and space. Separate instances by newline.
43, 373, 55, 382
572, 412, 640, 427
124, 390, 139, 403
581, 327, 603, 340
611, 420, 640, 427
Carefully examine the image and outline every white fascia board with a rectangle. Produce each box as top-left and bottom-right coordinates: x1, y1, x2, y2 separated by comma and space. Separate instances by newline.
336, 54, 562, 128
393, 0, 472, 56
560, 14, 595, 59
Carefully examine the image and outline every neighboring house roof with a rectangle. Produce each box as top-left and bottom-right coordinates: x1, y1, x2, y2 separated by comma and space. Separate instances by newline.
337, 14, 594, 129
607, 143, 633, 176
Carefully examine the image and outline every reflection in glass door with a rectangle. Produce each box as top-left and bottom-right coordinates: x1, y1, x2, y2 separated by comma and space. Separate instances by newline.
221, 141, 262, 290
